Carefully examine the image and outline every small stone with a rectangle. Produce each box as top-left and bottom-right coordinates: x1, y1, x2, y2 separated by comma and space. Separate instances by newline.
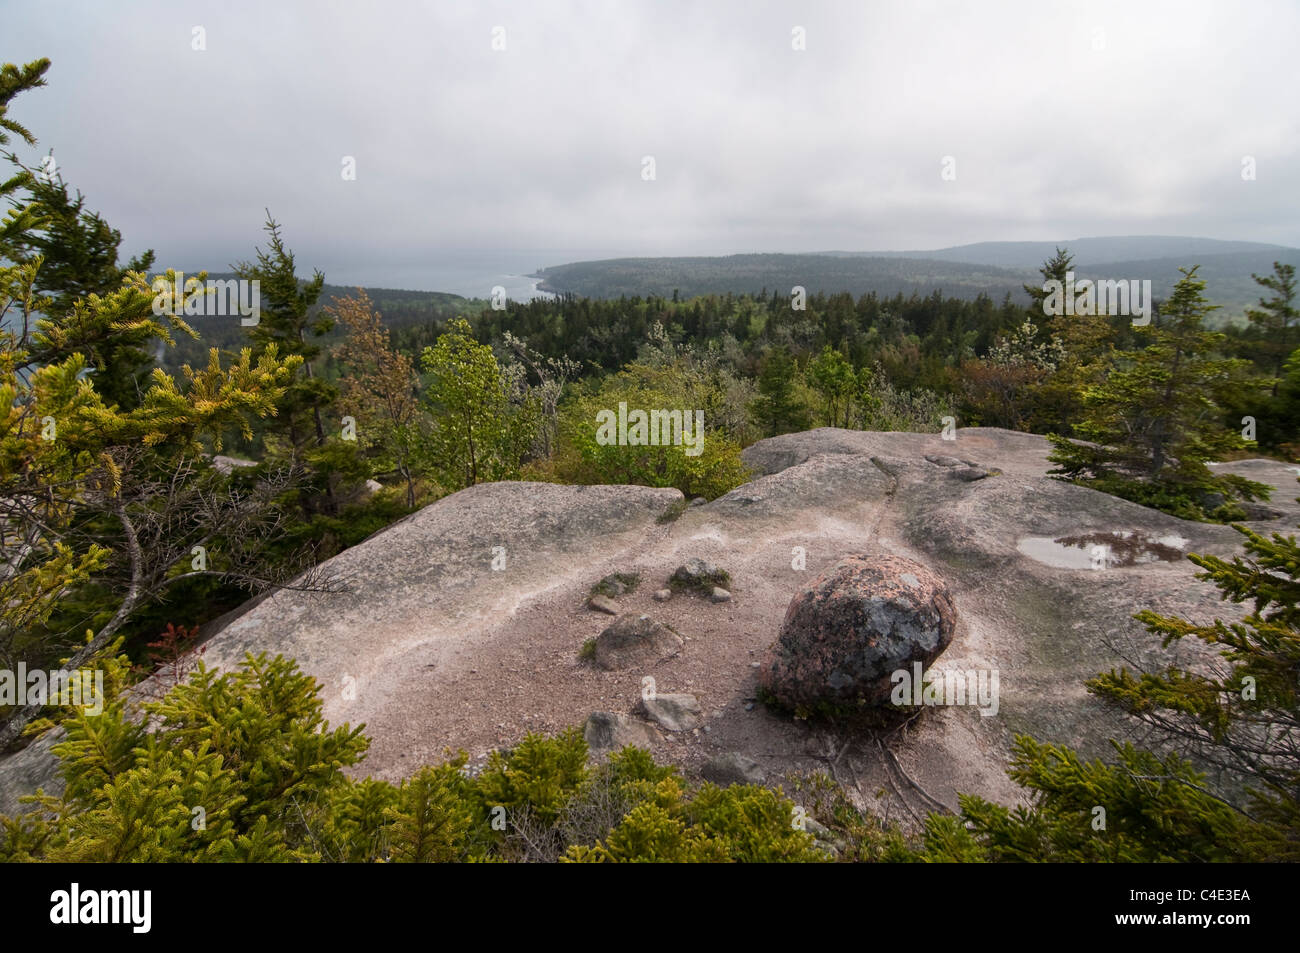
641, 692, 702, 732
701, 752, 767, 786
583, 712, 658, 751
653, 589, 672, 602
803, 817, 831, 838
670, 558, 730, 593
594, 613, 683, 670
744, 702, 755, 711
588, 594, 619, 615
952, 466, 990, 481
690, 497, 707, 506
924, 454, 963, 467
709, 587, 732, 604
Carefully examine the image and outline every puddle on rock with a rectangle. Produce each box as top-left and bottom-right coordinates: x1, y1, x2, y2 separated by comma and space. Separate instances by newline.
1017, 531, 1188, 569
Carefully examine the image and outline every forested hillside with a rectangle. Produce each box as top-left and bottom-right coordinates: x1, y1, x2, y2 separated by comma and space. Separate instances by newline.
535, 253, 1034, 301
535, 242, 1300, 323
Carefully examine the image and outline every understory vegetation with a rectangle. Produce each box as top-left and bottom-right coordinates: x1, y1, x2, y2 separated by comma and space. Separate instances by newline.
0, 650, 832, 862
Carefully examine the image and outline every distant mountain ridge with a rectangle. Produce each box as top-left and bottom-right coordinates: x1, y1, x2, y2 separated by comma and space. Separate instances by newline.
536, 254, 1033, 303
838, 236, 1298, 270
536, 237, 1300, 320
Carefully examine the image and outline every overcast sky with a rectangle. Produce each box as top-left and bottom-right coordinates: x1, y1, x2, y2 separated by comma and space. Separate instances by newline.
4, 0, 1297, 286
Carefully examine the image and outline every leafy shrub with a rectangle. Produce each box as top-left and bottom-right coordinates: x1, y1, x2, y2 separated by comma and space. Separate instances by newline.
859, 365, 955, 433
420, 317, 539, 490
551, 371, 752, 500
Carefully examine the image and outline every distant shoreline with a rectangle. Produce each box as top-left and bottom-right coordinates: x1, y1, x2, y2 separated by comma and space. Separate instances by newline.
530, 273, 561, 296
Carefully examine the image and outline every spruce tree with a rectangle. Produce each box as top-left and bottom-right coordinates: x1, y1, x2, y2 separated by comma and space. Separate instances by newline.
1, 652, 370, 861
923, 493, 1300, 862
923, 737, 1247, 862
1244, 261, 1299, 389
0, 61, 308, 749
1047, 265, 1270, 519
232, 214, 358, 517
13, 171, 155, 309
1021, 247, 1115, 436
1022, 246, 1074, 319
1087, 498, 1300, 859
752, 346, 809, 436
2, 62, 158, 410
16, 170, 158, 409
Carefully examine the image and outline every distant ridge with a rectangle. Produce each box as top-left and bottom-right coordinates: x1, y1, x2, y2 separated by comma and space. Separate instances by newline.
535, 253, 1032, 303
537, 237, 1300, 319
829, 236, 1299, 270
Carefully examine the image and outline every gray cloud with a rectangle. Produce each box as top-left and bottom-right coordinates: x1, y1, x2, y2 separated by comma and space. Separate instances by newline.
4, 0, 1297, 288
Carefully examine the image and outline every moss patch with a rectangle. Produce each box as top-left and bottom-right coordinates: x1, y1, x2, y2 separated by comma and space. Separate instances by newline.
589, 573, 641, 598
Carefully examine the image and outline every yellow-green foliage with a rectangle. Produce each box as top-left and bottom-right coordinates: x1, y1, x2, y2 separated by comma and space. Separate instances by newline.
553, 370, 751, 499
564, 777, 827, 863
380, 761, 478, 863
474, 727, 589, 827
0, 656, 847, 863
4, 643, 1271, 864
1, 652, 371, 862
420, 317, 538, 490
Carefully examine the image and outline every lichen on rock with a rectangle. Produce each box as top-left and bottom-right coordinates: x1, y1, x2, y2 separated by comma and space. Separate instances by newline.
758, 553, 957, 712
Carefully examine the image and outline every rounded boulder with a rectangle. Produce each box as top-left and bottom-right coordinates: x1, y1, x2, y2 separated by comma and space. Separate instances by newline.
758, 554, 956, 710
